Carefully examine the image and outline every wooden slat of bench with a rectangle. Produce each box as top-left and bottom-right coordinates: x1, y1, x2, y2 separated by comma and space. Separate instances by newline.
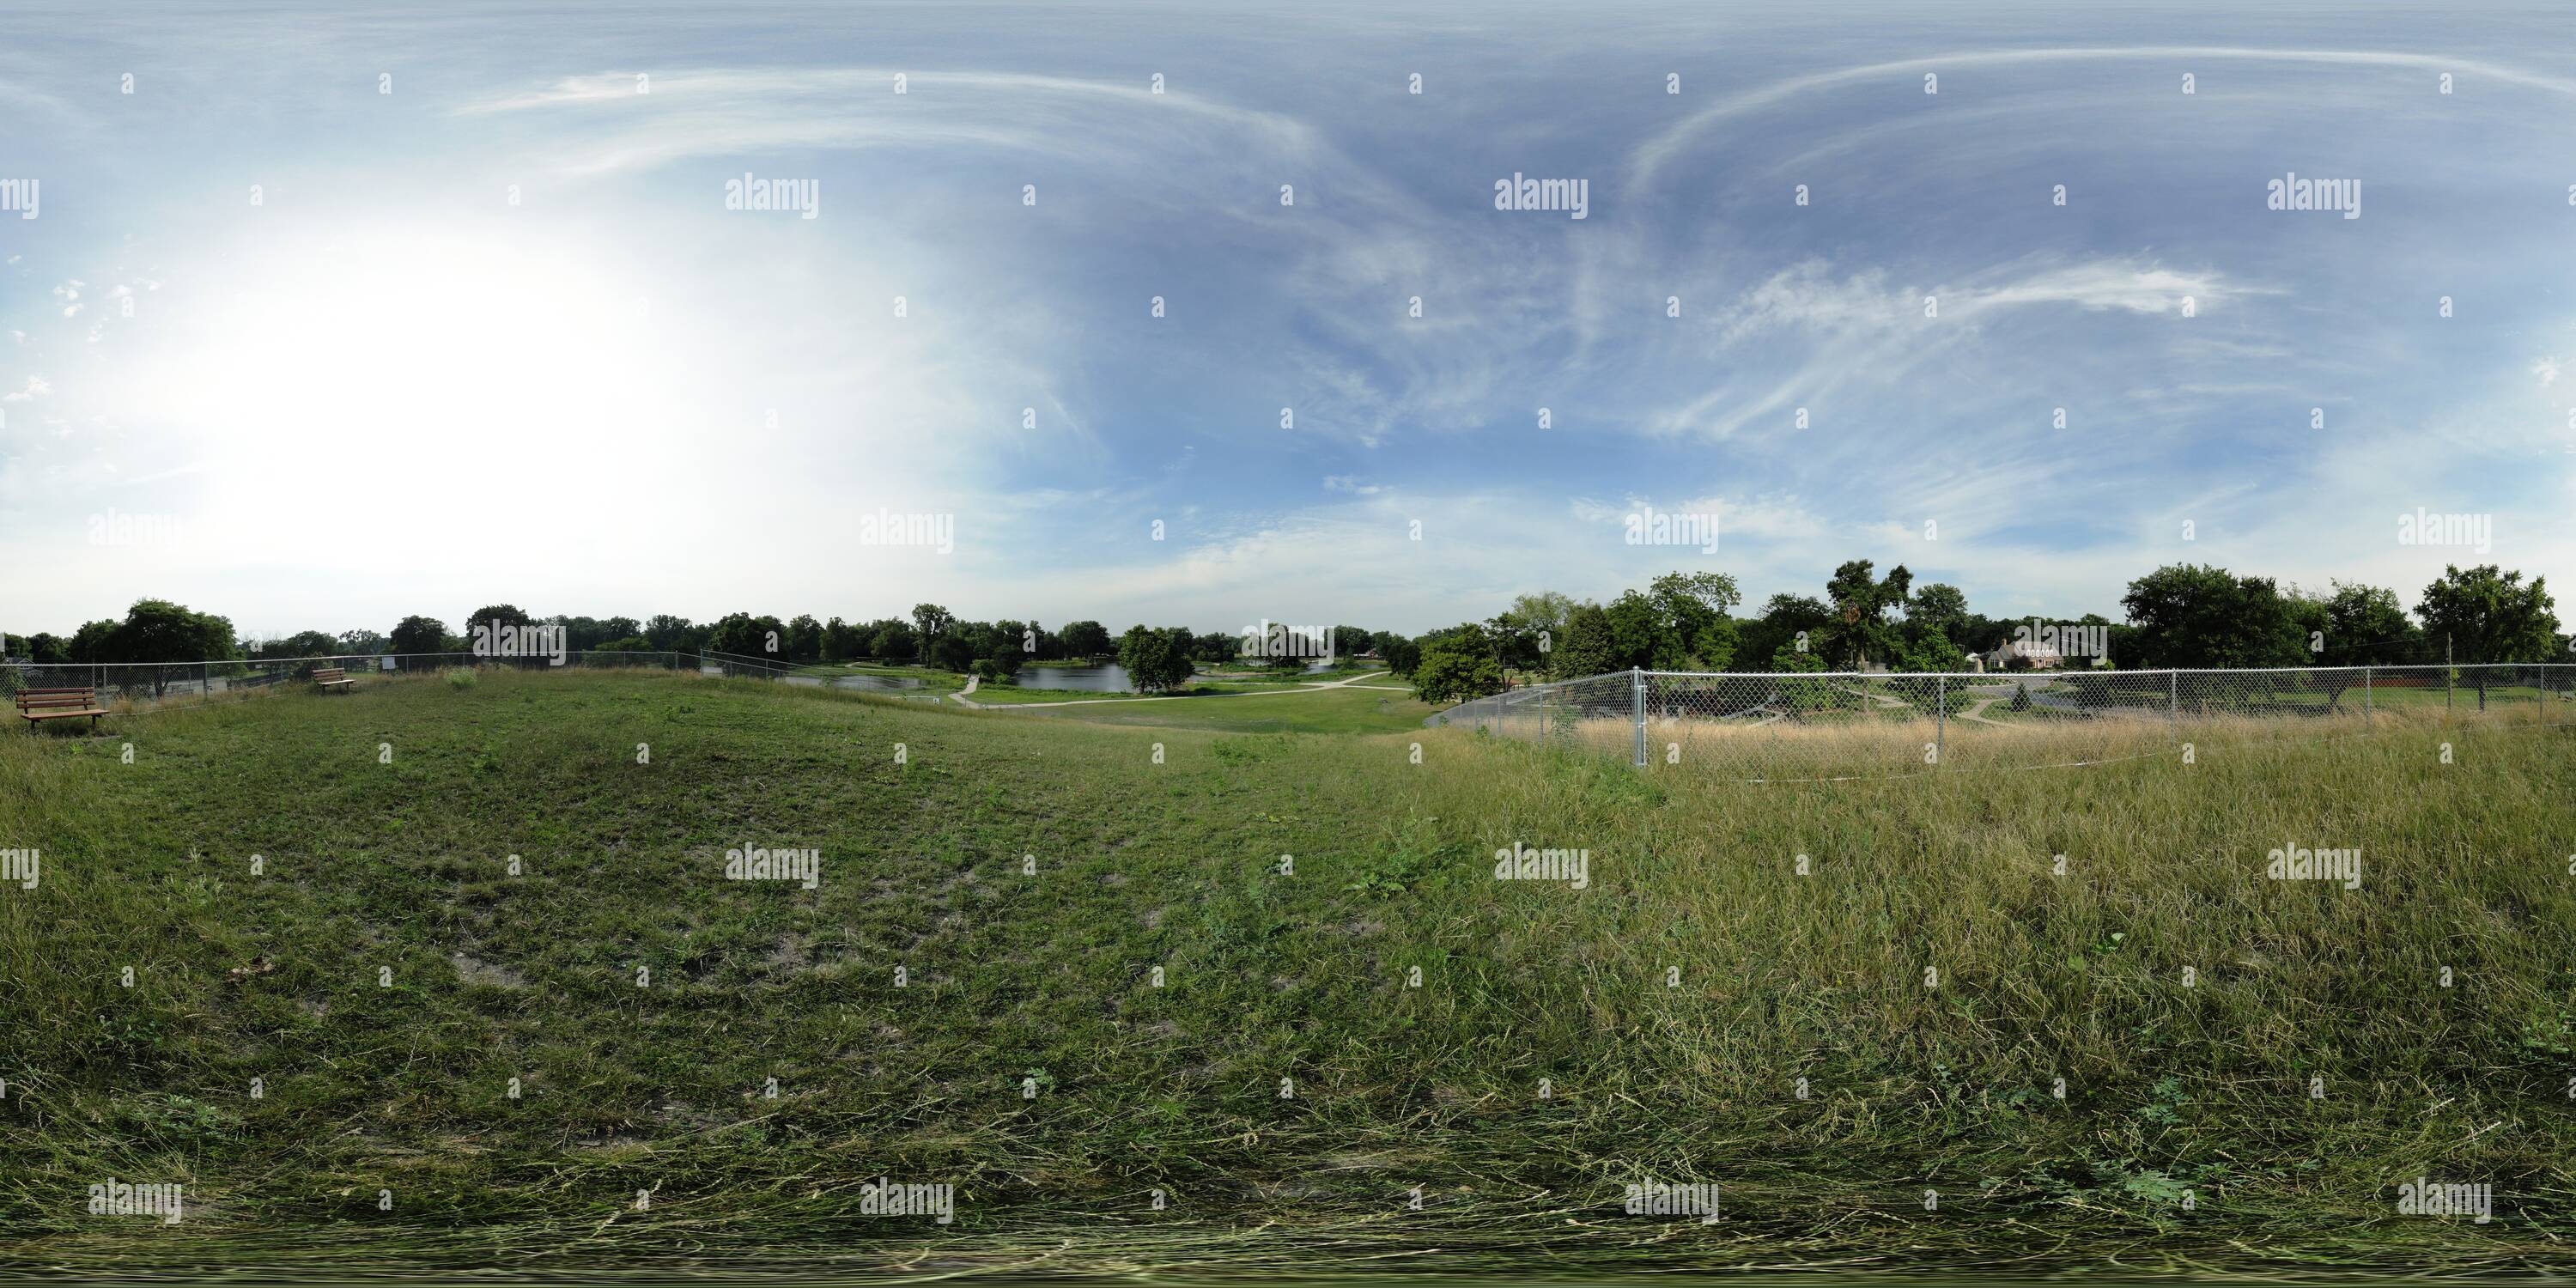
23, 708, 106, 720
18, 696, 102, 708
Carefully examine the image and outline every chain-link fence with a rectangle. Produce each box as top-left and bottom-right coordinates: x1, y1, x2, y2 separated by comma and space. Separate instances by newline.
1, 651, 682, 716
1430, 664, 2574, 779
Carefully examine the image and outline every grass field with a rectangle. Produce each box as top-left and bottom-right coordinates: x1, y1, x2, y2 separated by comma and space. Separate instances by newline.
3, 667, 2571, 1278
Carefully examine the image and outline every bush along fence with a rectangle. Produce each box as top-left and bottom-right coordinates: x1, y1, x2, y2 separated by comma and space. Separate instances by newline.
0, 651, 683, 714
1429, 663, 2576, 776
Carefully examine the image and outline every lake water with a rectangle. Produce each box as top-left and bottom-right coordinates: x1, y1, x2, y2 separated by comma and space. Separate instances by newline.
1014, 664, 1137, 692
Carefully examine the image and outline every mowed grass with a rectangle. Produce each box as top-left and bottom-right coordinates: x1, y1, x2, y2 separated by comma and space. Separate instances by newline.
1, 667, 2572, 1278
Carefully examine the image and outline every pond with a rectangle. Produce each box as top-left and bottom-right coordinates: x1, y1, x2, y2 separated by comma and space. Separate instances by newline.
1012, 664, 1138, 692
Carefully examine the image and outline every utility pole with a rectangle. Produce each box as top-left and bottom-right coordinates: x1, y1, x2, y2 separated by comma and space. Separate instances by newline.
2445, 634, 2453, 712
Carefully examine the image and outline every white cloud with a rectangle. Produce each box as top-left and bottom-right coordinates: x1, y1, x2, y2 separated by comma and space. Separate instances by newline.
3, 374, 51, 401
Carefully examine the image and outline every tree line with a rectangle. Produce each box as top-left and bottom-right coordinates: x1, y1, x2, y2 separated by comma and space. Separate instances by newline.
2, 601, 1406, 690
5, 562, 2557, 710
1395, 561, 2564, 705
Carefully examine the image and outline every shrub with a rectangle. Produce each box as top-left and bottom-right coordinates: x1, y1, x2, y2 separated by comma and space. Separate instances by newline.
443, 668, 478, 690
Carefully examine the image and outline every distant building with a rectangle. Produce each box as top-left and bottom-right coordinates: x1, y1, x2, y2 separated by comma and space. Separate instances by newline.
1984, 640, 2063, 671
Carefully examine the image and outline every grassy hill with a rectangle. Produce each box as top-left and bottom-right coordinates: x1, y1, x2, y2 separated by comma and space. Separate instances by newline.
2, 667, 2570, 1277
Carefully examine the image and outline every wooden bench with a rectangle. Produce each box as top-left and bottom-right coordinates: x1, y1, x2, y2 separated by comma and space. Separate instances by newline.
15, 686, 106, 732
313, 667, 356, 691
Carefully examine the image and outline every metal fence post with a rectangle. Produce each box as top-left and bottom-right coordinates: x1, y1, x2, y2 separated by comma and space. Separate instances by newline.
2363, 665, 2372, 722
1935, 674, 1947, 767
2168, 671, 2178, 732
1631, 667, 1647, 767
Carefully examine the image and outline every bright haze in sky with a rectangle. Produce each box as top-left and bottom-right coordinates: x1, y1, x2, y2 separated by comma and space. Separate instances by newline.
3, 0, 2572, 641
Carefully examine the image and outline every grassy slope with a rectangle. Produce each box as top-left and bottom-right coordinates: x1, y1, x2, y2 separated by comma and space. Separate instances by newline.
2, 668, 2571, 1276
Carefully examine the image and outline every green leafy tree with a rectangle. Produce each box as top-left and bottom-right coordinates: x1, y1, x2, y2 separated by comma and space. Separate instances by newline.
1378, 635, 1422, 677
1905, 583, 1970, 647
1115, 625, 1196, 693
2288, 580, 2415, 710
1059, 620, 1112, 658
1741, 594, 1835, 671
390, 615, 447, 663
707, 612, 786, 658
644, 615, 693, 650
1552, 603, 1624, 677
2416, 564, 2561, 710
1410, 637, 1505, 705
1646, 570, 1741, 668
870, 623, 917, 660
465, 604, 533, 634
2119, 563, 2306, 669
785, 614, 823, 663
1820, 561, 1912, 669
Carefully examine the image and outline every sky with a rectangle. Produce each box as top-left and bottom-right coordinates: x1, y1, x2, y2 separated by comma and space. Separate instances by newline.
3, 0, 2573, 643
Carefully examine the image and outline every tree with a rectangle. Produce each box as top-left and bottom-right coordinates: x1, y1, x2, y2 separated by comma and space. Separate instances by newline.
390, 615, 447, 663
1646, 570, 1741, 668
1410, 637, 1504, 705
910, 604, 954, 652
88, 599, 240, 693
871, 623, 918, 660
1553, 603, 1623, 677
1820, 560, 1912, 669
644, 615, 694, 651
465, 604, 534, 635
1379, 635, 1422, 677
27, 632, 68, 664
2416, 564, 2561, 710
594, 636, 652, 653
785, 614, 823, 663
822, 617, 859, 662
2287, 580, 2415, 710
1059, 620, 1112, 658
927, 632, 978, 672
1115, 625, 1196, 693
67, 619, 118, 664
1905, 583, 1970, 647
707, 612, 786, 658
253, 630, 340, 660
337, 629, 387, 656
1740, 594, 1835, 671
2120, 563, 2306, 669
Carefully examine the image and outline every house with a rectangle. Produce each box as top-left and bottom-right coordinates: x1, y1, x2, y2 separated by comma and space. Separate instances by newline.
1984, 640, 2063, 671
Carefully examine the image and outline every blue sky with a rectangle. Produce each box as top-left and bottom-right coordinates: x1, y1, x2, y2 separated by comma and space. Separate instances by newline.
3, 1, 2573, 642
